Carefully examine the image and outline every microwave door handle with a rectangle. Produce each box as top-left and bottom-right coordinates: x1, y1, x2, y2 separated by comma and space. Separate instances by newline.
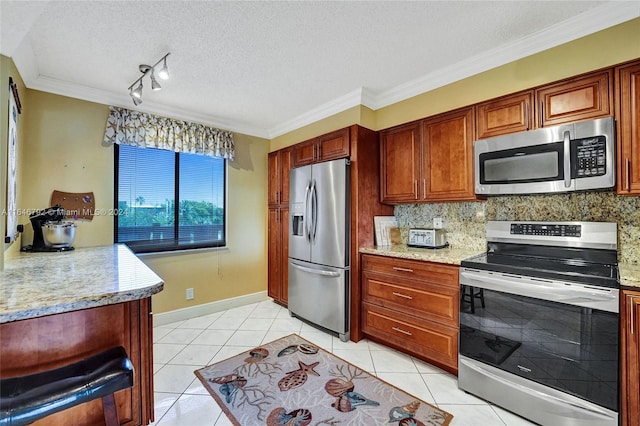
563, 130, 571, 188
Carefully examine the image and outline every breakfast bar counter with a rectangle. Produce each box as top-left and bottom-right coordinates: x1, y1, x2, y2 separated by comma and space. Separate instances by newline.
0, 244, 164, 425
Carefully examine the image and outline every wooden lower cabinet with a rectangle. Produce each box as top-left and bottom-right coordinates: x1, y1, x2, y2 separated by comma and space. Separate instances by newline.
0, 299, 154, 425
622, 289, 640, 426
268, 207, 289, 305
361, 254, 459, 374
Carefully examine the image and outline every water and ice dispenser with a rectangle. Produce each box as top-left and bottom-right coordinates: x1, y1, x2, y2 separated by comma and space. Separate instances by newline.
290, 202, 305, 236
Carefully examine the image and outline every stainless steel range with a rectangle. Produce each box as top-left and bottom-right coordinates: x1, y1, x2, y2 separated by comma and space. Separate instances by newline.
459, 221, 619, 426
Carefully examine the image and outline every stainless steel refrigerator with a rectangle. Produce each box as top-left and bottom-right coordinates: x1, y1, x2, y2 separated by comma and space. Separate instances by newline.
288, 158, 350, 342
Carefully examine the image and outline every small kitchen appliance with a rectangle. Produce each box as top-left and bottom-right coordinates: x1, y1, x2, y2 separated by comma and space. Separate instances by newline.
22, 205, 76, 252
459, 221, 619, 425
408, 228, 448, 248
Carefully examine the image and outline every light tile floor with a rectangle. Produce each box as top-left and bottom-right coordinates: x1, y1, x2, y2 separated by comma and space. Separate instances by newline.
151, 300, 536, 425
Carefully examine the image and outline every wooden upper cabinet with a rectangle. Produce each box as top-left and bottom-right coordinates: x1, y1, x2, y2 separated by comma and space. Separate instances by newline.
380, 121, 422, 203
476, 91, 533, 139
293, 128, 350, 167
424, 107, 477, 202
268, 148, 292, 207
535, 70, 613, 128
616, 60, 640, 195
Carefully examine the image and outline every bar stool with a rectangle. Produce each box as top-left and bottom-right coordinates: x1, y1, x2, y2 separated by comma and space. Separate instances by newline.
0, 346, 133, 426
461, 285, 485, 314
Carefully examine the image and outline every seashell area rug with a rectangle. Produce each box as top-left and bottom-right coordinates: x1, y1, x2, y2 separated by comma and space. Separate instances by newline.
195, 333, 453, 426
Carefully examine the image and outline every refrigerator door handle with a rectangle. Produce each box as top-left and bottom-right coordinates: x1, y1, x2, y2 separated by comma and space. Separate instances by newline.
311, 179, 318, 242
304, 181, 312, 242
290, 262, 341, 277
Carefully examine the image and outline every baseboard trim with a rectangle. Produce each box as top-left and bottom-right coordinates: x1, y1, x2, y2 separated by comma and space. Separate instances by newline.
153, 291, 270, 326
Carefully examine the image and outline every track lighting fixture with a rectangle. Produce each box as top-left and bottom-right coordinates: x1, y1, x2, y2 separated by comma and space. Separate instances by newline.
127, 52, 170, 105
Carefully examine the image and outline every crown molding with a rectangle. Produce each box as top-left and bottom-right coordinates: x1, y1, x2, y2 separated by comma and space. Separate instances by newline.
369, 1, 640, 110
266, 87, 365, 138
10, 1, 639, 140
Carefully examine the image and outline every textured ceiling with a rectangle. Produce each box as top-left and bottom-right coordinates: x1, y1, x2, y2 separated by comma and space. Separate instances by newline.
1, 1, 638, 138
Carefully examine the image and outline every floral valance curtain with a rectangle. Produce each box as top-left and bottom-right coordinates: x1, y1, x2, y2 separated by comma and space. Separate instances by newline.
103, 106, 235, 161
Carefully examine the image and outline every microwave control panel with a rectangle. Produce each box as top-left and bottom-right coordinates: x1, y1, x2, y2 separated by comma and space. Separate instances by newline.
573, 136, 606, 178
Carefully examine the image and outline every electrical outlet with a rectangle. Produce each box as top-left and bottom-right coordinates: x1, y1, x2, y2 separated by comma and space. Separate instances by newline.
186, 288, 194, 300
433, 217, 444, 229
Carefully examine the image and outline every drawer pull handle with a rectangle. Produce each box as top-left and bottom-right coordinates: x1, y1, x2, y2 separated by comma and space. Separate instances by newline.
392, 292, 413, 300
392, 267, 414, 273
392, 327, 412, 336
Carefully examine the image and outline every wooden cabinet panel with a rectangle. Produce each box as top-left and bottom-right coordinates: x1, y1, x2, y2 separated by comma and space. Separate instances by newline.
622, 290, 640, 426
267, 208, 282, 302
268, 148, 292, 206
424, 107, 476, 201
362, 254, 458, 286
0, 300, 153, 425
363, 272, 458, 326
268, 207, 288, 305
280, 208, 289, 305
293, 140, 316, 167
293, 128, 350, 167
476, 91, 533, 139
361, 254, 459, 374
536, 70, 613, 127
363, 302, 458, 372
380, 121, 421, 203
616, 60, 640, 195
317, 128, 350, 162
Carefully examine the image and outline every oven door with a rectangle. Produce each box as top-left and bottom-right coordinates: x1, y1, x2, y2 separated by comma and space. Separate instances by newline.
459, 268, 619, 414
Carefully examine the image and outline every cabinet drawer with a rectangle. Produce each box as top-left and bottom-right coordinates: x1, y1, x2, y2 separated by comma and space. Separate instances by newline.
363, 271, 458, 326
361, 254, 458, 286
362, 302, 458, 372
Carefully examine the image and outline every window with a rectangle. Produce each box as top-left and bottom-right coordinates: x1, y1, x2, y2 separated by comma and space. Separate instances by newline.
115, 144, 226, 253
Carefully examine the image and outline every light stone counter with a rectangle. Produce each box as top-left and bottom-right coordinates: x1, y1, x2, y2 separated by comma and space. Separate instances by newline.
620, 263, 640, 290
359, 244, 481, 266
0, 244, 164, 323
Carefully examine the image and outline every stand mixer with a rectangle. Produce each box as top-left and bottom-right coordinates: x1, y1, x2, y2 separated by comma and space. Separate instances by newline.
22, 205, 76, 252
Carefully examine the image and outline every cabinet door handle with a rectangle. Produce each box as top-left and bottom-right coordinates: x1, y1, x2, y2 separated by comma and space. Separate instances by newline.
392, 267, 414, 273
392, 291, 413, 300
392, 326, 413, 336
525, 102, 530, 130
630, 296, 635, 335
414, 180, 418, 200
423, 178, 427, 199
539, 100, 544, 127
626, 158, 631, 192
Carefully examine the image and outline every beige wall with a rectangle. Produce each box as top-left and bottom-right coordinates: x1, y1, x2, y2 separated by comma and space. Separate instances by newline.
270, 18, 640, 150
10, 89, 269, 314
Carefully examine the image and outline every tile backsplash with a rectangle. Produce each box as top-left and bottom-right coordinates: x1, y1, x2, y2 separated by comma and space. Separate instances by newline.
394, 191, 640, 264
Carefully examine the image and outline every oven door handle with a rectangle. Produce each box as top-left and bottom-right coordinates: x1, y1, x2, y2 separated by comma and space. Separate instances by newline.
460, 269, 619, 313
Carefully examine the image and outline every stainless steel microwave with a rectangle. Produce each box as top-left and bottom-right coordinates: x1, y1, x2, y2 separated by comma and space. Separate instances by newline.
474, 117, 615, 195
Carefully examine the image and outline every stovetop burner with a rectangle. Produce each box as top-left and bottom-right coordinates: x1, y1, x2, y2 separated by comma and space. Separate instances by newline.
461, 221, 619, 289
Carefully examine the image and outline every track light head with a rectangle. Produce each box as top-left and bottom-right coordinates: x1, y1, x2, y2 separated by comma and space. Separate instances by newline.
131, 81, 143, 98
131, 95, 142, 106
157, 56, 169, 80
150, 73, 162, 91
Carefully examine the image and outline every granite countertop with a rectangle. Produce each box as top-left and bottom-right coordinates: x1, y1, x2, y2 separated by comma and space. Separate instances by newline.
359, 244, 480, 266
619, 263, 640, 290
0, 244, 164, 323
